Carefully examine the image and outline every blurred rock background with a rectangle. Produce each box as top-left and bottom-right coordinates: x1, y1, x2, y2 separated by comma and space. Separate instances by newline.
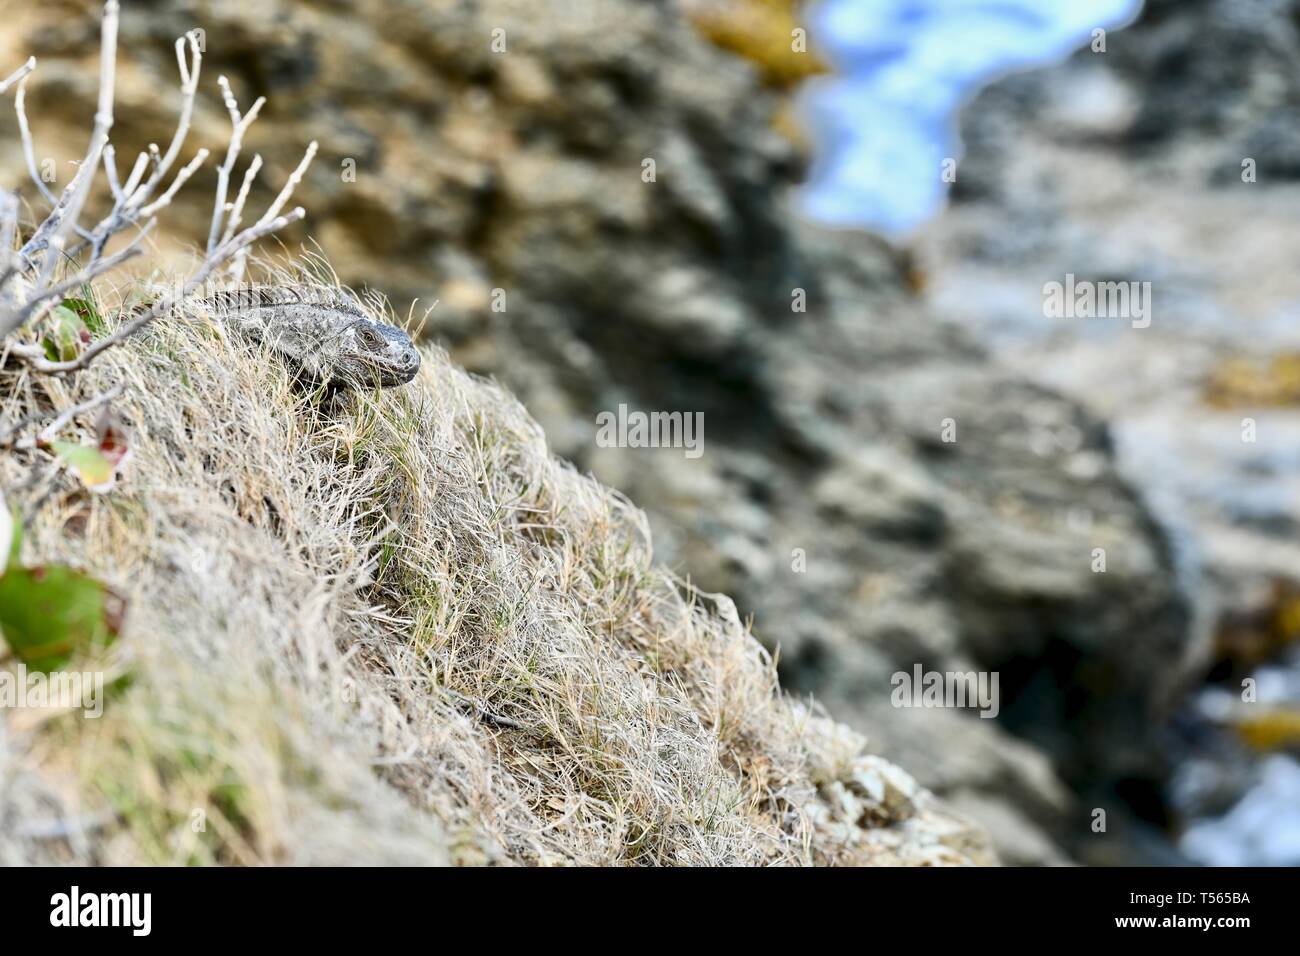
7, 0, 1292, 865
916, 0, 1300, 864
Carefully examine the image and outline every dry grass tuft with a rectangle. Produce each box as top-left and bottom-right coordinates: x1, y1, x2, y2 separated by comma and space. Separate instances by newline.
0, 264, 990, 866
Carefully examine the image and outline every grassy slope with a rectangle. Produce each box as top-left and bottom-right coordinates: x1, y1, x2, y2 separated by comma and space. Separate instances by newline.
0, 272, 990, 865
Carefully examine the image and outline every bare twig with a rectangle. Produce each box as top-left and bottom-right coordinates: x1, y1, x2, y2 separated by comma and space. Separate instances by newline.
219, 154, 263, 246
12, 208, 304, 375
138, 149, 208, 218
207, 76, 266, 254
0, 190, 19, 287
79, 31, 206, 262
128, 33, 202, 206
1, 2, 312, 378
15, 74, 58, 207
120, 149, 149, 199
36, 382, 125, 444
254, 142, 317, 235
0, 383, 125, 450
0, 222, 152, 339
0, 55, 35, 95
18, 0, 120, 264
224, 141, 315, 281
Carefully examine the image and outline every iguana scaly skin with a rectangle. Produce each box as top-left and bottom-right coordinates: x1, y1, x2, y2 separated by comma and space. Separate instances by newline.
193, 285, 421, 389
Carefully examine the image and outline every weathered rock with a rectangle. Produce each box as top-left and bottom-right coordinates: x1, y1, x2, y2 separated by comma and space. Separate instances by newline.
920, 0, 1300, 862
0, 0, 1198, 863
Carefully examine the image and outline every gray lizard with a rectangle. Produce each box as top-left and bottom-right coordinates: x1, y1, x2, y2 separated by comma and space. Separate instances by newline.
191, 285, 421, 389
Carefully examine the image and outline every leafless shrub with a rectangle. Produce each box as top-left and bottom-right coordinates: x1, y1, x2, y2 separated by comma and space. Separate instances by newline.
0, 0, 311, 450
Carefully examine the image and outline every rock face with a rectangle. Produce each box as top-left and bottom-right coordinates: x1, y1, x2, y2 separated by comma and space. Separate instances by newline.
920, 0, 1300, 860
0, 0, 1197, 862
924, 0, 1300, 624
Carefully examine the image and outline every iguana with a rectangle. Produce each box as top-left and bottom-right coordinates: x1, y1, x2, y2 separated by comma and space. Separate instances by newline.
190, 285, 421, 389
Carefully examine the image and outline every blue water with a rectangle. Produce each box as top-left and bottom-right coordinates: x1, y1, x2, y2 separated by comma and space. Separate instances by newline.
801, 0, 1141, 235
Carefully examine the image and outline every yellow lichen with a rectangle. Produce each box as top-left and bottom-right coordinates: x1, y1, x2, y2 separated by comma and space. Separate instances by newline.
686, 0, 829, 90
1204, 353, 1300, 407
1232, 709, 1300, 751
1212, 580, 1300, 670
1274, 591, 1300, 643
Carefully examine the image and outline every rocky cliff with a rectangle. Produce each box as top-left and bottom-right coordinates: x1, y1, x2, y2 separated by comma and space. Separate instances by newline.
920, 0, 1300, 862
0, 0, 1200, 863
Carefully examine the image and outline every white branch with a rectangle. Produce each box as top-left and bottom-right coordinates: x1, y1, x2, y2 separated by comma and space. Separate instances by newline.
0, 382, 125, 453
0, 223, 152, 339
80, 28, 203, 263
126, 32, 201, 206
15, 74, 57, 206
30, 383, 126, 448
101, 144, 125, 201
14, 207, 304, 375
0, 190, 18, 286
225, 141, 315, 281
0, 56, 35, 95
121, 149, 149, 198
207, 76, 265, 253
219, 154, 262, 246
1, 3, 312, 381
20, 0, 119, 264
138, 148, 209, 218
254, 141, 317, 234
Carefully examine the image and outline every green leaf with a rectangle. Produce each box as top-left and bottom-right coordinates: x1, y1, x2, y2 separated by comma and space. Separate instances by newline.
61, 296, 105, 335
41, 305, 89, 362
49, 440, 116, 493
0, 564, 125, 672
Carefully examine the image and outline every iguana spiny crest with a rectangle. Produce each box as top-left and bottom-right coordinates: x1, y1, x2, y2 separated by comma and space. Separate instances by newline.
193, 285, 421, 389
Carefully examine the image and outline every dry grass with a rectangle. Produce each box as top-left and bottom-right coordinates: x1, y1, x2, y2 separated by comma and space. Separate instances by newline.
0, 264, 989, 866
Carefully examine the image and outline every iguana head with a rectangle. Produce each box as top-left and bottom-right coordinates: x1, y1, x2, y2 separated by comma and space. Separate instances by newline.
332, 315, 421, 388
